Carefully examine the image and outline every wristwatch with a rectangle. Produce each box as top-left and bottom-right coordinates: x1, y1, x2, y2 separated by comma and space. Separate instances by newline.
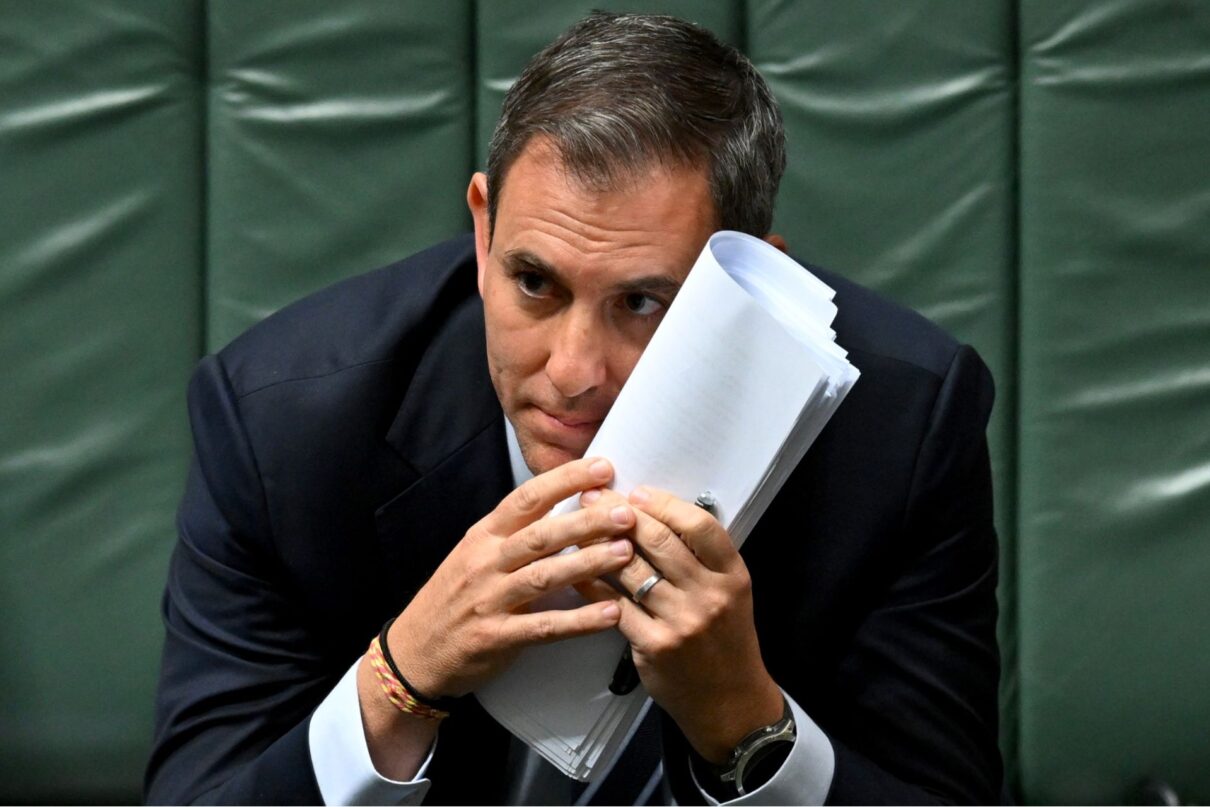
714, 697, 797, 796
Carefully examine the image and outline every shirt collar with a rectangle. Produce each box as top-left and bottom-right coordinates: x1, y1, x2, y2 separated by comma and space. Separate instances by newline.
504, 416, 533, 489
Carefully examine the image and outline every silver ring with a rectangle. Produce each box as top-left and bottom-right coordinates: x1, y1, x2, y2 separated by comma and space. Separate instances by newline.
632, 573, 663, 603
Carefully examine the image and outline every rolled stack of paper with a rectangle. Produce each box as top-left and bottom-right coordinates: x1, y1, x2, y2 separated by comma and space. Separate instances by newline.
475, 231, 861, 781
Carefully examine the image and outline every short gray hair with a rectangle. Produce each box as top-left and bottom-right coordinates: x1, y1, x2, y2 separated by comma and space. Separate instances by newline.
486, 11, 786, 237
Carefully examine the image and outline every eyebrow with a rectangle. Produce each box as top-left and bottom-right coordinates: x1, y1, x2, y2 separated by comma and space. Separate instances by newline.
502, 249, 684, 296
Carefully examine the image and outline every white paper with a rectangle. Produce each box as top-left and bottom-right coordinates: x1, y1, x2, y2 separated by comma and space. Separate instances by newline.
475, 231, 860, 780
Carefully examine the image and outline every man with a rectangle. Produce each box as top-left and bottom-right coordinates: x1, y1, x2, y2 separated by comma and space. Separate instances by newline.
146, 12, 1002, 805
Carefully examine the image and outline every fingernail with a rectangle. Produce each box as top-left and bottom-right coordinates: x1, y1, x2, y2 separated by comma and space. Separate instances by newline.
581, 488, 602, 504
590, 458, 611, 479
630, 486, 651, 504
610, 505, 633, 525
609, 539, 631, 557
601, 602, 621, 620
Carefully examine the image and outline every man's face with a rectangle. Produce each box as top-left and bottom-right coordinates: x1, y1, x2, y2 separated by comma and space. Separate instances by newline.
468, 140, 717, 475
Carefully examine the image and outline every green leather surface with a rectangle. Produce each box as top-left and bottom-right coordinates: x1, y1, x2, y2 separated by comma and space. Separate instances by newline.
3, 1, 1208, 803
0, 1, 201, 800
747, 2, 1020, 781
207, 0, 475, 349
1018, 1, 1210, 802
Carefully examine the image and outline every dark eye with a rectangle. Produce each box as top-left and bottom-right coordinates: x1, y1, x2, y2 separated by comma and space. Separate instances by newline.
623, 293, 663, 316
517, 271, 551, 297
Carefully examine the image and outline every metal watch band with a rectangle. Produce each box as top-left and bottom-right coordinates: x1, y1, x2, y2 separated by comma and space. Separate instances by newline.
717, 697, 796, 795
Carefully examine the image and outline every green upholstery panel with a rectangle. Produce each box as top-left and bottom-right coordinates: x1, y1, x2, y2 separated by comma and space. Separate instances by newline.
0, 1, 202, 800
1018, 1, 1210, 802
206, 0, 475, 349
3, 1, 1208, 803
747, 1, 1020, 777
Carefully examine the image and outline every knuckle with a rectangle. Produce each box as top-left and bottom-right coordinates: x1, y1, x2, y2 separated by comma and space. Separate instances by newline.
646, 525, 675, 553
530, 615, 558, 642
470, 621, 497, 649
580, 546, 609, 573
524, 522, 550, 555
465, 553, 491, 579
732, 567, 753, 595
470, 596, 494, 620
620, 554, 646, 580
701, 592, 727, 623
525, 563, 552, 593
578, 507, 606, 538
512, 483, 543, 516
683, 614, 707, 638
647, 629, 677, 657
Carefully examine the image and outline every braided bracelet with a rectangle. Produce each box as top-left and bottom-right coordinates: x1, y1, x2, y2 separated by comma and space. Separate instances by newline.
367, 635, 449, 720
377, 617, 459, 713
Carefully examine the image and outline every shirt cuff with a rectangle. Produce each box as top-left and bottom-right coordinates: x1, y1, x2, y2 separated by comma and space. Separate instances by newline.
309, 657, 437, 805
690, 689, 834, 806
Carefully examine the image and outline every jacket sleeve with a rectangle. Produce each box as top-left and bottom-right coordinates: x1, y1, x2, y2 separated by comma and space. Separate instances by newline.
144, 354, 333, 805
823, 344, 1002, 804
661, 343, 1001, 806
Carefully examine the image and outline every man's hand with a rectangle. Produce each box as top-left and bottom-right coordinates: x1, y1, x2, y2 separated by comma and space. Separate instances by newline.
358, 457, 637, 780
577, 485, 785, 764
387, 456, 637, 699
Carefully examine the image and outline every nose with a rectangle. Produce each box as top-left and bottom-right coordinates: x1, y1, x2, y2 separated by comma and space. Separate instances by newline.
545, 309, 608, 399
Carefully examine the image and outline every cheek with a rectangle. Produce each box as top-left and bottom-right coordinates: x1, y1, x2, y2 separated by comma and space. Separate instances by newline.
609, 339, 648, 387
484, 313, 549, 395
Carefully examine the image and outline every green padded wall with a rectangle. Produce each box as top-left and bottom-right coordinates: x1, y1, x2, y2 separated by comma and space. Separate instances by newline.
0, 1, 202, 801
746, 1, 1020, 781
206, 0, 476, 349
1018, 1, 1210, 802
4, 1, 1208, 803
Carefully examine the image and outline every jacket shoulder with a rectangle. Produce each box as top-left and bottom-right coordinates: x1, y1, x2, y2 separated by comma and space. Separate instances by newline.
809, 264, 966, 380
217, 234, 478, 399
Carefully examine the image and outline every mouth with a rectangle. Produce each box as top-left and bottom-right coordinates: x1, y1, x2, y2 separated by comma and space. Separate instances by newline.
511, 403, 610, 470
535, 406, 604, 433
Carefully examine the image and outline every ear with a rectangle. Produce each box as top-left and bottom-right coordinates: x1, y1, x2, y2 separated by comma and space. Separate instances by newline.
763, 233, 788, 254
467, 172, 491, 296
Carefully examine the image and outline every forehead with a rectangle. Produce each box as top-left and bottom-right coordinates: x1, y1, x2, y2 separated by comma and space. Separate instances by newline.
491, 140, 717, 282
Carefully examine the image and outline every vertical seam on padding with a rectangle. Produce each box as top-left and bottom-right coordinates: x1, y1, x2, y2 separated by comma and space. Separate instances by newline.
736, 0, 749, 54
198, 0, 211, 358
1006, 0, 1024, 799
469, 0, 481, 174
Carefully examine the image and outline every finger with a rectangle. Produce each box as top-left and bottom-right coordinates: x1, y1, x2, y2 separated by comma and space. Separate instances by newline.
573, 575, 624, 605
491, 456, 615, 534
614, 551, 676, 610
629, 508, 702, 583
499, 600, 622, 646
610, 540, 695, 616
499, 539, 633, 610
585, 488, 702, 586
573, 578, 664, 653
569, 534, 676, 616
629, 486, 738, 572
497, 501, 635, 571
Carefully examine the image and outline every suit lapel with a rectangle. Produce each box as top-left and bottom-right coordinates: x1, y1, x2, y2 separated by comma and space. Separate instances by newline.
374, 294, 513, 606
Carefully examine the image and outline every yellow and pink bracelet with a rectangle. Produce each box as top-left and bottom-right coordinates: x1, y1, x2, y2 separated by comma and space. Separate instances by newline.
367, 633, 449, 721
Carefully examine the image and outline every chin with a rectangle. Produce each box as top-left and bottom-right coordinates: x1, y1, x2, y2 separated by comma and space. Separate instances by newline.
520, 440, 586, 476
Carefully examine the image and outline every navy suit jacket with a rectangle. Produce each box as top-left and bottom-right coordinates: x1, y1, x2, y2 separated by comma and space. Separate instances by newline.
145, 234, 1002, 804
